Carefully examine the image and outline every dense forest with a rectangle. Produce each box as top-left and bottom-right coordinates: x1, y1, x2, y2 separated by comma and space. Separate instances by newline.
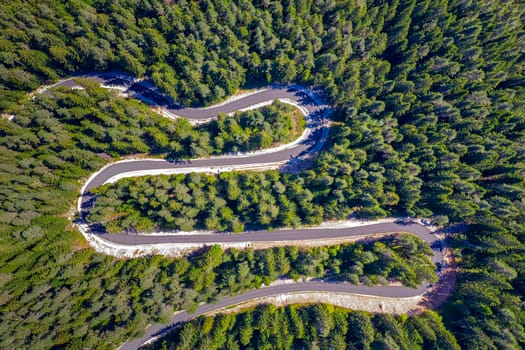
197, 101, 306, 156
145, 305, 459, 350
1, 0, 524, 349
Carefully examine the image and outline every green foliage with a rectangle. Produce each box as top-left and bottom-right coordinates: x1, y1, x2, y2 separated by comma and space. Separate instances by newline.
183, 100, 305, 157
0, 0, 524, 348
90, 171, 318, 232
146, 307, 459, 350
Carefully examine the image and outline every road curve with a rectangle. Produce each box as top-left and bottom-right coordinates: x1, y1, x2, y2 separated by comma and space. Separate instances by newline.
115, 224, 442, 350
41, 73, 446, 349
45, 71, 329, 122
102, 222, 441, 263
122, 280, 430, 350
50, 72, 331, 193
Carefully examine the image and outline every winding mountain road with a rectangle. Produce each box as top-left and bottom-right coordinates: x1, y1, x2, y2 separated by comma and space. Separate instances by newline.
42, 73, 450, 350
122, 279, 432, 350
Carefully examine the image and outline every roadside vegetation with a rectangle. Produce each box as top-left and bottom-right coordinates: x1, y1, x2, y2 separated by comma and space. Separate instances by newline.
145, 305, 459, 350
191, 100, 306, 156
17, 81, 304, 159
0, 0, 524, 349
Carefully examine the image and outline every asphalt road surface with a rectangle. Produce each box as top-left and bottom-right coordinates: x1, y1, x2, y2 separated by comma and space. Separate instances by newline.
120, 280, 430, 350
117, 221, 442, 350
42, 74, 444, 350
102, 222, 442, 263
47, 71, 328, 120
50, 73, 330, 193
